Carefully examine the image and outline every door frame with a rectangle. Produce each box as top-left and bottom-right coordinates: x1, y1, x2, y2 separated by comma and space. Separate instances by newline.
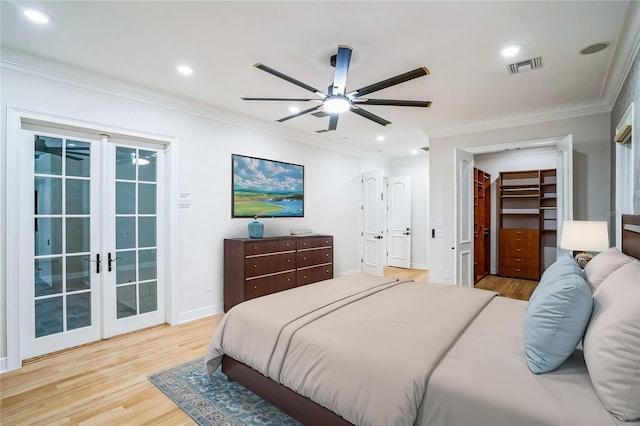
4, 106, 179, 371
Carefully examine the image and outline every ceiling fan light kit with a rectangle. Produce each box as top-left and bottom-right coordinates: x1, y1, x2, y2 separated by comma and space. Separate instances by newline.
243, 45, 432, 132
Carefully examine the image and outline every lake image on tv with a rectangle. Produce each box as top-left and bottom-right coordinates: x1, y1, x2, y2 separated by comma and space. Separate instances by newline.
233, 155, 304, 217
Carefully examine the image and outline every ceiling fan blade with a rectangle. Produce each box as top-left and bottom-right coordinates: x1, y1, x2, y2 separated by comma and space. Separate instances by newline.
254, 63, 325, 96
66, 155, 84, 161
331, 45, 352, 96
276, 105, 322, 122
350, 67, 430, 98
328, 114, 339, 131
350, 106, 391, 126
352, 99, 432, 107
242, 97, 322, 102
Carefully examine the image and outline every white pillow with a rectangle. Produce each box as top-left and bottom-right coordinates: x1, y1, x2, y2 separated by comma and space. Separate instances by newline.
583, 260, 640, 421
583, 247, 635, 292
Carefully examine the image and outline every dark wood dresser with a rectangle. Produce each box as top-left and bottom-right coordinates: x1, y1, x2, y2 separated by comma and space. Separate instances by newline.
224, 235, 333, 311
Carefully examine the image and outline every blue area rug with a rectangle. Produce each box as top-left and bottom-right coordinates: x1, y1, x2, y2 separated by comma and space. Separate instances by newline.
149, 357, 300, 426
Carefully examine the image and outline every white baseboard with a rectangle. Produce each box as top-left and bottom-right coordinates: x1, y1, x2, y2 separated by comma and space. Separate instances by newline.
0, 357, 7, 373
410, 263, 428, 270
177, 303, 224, 324
340, 268, 362, 276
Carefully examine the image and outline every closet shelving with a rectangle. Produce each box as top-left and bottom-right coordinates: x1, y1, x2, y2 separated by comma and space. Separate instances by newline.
498, 169, 557, 280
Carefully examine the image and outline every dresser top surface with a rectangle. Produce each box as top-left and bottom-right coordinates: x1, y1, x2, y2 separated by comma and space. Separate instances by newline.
225, 234, 332, 242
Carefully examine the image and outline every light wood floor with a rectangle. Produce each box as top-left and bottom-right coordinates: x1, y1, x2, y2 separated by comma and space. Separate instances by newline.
1, 317, 222, 425
1, 270, 535, 425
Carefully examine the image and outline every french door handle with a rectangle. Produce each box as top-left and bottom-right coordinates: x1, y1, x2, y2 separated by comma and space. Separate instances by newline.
86, 254, 101, 273
108, 252, 120, 272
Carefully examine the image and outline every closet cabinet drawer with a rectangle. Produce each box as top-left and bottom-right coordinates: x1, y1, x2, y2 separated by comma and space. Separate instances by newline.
499, 230, 539, 257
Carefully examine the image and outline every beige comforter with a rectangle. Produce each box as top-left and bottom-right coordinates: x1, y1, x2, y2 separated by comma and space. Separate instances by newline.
205, 274, 496, 425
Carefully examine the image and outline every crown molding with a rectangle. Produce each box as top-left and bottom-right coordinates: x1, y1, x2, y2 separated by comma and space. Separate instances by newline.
0, 46, 387, 164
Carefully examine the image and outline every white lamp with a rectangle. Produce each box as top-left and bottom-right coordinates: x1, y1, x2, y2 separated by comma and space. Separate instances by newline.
560, 220, 609, 268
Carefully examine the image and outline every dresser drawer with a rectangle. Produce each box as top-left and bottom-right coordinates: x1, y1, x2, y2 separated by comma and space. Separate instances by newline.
297, 264, 333, 286
500, 256, 540, 271
245, 239, 295, 256
296, 247, 333, 268
244, 271, 296, 300
297, 236, 333, 250
244, 252, 296, 278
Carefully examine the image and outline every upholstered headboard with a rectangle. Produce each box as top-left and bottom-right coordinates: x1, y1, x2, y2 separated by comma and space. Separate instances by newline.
621, 214, 640, 260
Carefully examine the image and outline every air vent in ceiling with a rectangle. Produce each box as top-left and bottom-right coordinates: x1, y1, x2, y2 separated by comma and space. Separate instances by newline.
316, 129, 329, 133
421, 147, 430, 152
311, 111, 330, 118
507, 57, 542, 74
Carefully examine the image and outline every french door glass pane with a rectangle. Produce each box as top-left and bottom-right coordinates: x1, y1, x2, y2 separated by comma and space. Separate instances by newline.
116, 250, 136, 284
35, 297, 63, 337
138, 217, 156, 247
66, 179, 90, 214
116, 285, 137, 319
116, 182, 135, 214
66, 218, 90, 253
34, 136, 62, 175
65, 141, 90, 177
138, 150, 157, 182
35, 257, 63, 297
139, 249, 157, 281
34, 218, 62, 256
66, 255, 90, 291
116, 217, 136, 249
139, 281, 157, 314
138, 183, 156, 214
35, 177, 62, 215
67, 293, 91, 330
116, 147, 136, 180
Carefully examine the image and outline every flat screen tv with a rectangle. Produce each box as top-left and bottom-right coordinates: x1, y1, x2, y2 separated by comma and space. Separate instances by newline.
232, 154, 304, 218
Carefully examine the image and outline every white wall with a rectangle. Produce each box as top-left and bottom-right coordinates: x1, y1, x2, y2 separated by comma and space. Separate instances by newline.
428, 113, 611, 284
474, 147, 556, 274
0, 64, 387, 364
389, 154, 429, 269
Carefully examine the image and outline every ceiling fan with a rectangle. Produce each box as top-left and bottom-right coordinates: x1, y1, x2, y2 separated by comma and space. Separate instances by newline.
242, 45, 432, 132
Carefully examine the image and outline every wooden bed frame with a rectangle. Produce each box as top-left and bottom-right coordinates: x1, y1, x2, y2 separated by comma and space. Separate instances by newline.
222, 214, 640, 426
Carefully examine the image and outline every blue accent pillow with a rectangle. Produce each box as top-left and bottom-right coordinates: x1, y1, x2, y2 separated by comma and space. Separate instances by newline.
523, 253, 593, 374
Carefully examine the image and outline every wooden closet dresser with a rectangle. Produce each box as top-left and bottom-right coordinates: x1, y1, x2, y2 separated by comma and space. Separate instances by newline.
223, 235, 333, 311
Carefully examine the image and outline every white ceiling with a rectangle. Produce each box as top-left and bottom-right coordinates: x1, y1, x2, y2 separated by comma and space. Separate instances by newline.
1, 1, 638, 159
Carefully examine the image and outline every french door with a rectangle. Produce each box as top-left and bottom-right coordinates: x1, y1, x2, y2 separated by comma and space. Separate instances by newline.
21, 129, 165, 358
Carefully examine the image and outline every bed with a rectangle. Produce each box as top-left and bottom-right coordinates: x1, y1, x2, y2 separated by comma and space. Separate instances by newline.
205, 215, 640, 426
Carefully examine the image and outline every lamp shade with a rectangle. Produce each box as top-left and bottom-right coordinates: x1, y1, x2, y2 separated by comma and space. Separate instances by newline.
560, 221, 609, 252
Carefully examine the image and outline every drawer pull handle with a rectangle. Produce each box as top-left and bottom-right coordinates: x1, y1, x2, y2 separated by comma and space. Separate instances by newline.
288, 259, 291, 262
254, 246, 258, 250
254, 265, 258, 268
516, 239, 521, 242
303, 257, 306, 260
326, 254, 329, 257
254, 285, 257, 289
326, 270, 330, 273
287, 278, 290, 281
303, 275, 306, 279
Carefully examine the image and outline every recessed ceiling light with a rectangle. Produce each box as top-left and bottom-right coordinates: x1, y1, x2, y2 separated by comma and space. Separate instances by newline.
177, 65, 194, 76
501, 44, 522, 57
411, 149, 418, 155
579, 42, 610, 55
376, 135, 385, 142
24, 9, 51, 24
289, 106, 300, 113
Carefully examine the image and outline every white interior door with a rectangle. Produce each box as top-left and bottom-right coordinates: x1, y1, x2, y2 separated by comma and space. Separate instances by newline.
556, 134, 574, 255
103, 140, 166, 337
19, 129, 166, 358
387, 176, 412, 268
21, 130, 102, 358
454, 149, 474, 286
361, 170, 384, 275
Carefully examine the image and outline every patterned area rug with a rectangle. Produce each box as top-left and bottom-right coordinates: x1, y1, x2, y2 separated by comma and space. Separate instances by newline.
149, 357, 300, 426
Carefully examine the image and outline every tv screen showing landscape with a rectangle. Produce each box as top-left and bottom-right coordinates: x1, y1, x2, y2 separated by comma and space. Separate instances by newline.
232, 154, 304, 218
